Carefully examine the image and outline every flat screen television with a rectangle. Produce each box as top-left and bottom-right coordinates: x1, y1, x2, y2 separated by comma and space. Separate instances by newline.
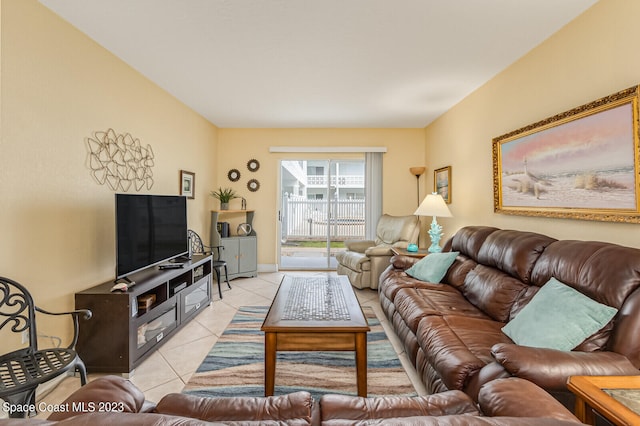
116, 194, 188, 280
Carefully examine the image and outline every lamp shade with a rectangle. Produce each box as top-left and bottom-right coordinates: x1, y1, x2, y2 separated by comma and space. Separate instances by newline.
414, 192, 452, 217
409, 166, 426, 177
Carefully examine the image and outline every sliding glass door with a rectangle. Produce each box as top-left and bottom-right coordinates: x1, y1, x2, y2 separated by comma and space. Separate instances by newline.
279, 159, 365, 270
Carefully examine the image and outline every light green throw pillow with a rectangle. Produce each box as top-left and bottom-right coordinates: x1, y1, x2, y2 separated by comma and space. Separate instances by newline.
502, 277, 618, 351
405, 251, 459, 283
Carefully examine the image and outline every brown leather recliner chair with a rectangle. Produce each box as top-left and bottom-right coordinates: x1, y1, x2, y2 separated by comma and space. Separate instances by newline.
336, 214, 419, 289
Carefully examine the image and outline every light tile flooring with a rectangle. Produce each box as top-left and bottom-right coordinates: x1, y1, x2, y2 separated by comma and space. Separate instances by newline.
28, 271, 427, 419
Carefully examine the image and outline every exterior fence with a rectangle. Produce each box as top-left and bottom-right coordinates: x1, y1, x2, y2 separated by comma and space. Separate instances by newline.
281, 196, 365, 241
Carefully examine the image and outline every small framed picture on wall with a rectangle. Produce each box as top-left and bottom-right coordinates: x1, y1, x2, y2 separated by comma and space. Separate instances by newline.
434, 166, 451, 204
180, 170, 195, 199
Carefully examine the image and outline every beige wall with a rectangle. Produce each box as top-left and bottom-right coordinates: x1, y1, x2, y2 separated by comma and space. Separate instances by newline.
6, 0, 634, 352
217, 128, 426, 267
424, 0, 640, 247
0, 0, 218, 351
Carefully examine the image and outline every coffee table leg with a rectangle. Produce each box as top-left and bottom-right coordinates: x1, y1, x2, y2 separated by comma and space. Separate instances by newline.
355, 332, 367, 397
264, 332, 276, 396
574, 396, 595, 425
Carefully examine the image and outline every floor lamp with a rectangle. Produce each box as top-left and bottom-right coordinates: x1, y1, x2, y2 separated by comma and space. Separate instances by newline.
409, 167, 426, 206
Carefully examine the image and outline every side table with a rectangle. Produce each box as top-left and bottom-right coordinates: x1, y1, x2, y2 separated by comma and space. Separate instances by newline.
391, 247, 430, 258
567, 375, 640, 425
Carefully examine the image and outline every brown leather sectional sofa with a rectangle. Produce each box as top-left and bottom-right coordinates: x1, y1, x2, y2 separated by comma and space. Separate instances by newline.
5, 375, 580, 425
379, 225, 640, 406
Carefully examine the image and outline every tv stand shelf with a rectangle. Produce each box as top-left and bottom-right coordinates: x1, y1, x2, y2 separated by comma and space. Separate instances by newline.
75, 254, 213, 374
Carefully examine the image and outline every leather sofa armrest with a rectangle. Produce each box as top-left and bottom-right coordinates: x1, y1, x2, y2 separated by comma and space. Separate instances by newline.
47, 376, 149, 421
478, 377, 580, 423
319, 390, 479, 422
155, 391, 314, 424
491, 343, 640, 390
344, 239, 375, 252
465, 361, 512, 401
364, 245, 394, 256
390, 255, 420, 270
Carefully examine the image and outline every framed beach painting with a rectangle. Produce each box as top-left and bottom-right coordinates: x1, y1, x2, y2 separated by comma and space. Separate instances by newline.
434, 166, 452, 204
493, 85, 640, 223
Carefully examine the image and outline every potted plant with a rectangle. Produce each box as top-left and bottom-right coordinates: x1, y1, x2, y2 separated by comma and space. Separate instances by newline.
211, 187, 238, 210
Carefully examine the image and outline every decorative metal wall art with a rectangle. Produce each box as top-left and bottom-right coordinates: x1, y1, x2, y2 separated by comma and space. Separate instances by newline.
86, 128, 155, 191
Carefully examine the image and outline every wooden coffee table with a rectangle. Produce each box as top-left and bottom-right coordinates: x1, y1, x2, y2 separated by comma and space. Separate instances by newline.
567, 375, 640, 425
261, 275, 370, 397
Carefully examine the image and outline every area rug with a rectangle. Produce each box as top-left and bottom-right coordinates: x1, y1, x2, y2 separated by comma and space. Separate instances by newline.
183, 305, 417, 400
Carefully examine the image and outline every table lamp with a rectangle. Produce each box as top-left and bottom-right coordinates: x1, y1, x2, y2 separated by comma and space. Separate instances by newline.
414, 192, 453, 253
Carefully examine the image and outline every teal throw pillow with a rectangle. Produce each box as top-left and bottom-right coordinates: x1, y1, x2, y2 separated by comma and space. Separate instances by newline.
405, 251, 459, 283
502, 277, 618, 351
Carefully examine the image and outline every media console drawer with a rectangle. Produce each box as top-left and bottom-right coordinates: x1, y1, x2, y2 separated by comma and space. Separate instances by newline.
136, 305, 178, 357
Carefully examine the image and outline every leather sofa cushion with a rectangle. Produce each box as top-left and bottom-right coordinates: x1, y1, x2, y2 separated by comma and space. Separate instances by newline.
442, 253, 478, 290
394, 287, 488, 333
319, 390, 480, 422
47, 412, 228, 425
531, 240, 640, 309
449, 226, 499, 262
461, 265, 529, 322
379, 268, 458, 305
156, 391, 314, 424
417, 315, 513, 390
531, 240, 640, 359
477, 230, 556, 285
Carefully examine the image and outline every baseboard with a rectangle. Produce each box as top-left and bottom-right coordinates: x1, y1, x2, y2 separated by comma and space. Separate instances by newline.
258, 263, 278, 273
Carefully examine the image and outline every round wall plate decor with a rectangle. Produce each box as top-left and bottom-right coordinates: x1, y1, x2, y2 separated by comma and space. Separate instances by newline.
227, 169, 240, 182
247, 159, 260, 172
247, 179, 260, 192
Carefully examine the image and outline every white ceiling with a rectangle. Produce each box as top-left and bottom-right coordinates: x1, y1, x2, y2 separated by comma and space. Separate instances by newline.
40, 0, 597, 128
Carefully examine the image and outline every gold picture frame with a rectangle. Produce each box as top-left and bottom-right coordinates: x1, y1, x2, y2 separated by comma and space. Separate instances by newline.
434, 166, 452, 204
180, 170, 195, 199
493, 85, 640, 223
